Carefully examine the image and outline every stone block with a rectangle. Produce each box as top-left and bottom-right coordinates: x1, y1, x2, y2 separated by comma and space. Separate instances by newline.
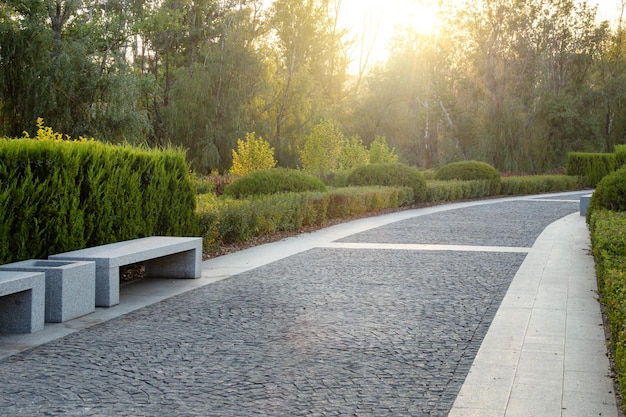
580, 194, 593, 216
0, 271, 45, 333
0, 260, 96, 323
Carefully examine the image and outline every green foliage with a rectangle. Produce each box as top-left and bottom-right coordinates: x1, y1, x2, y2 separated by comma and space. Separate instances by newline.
426, 180, 492, 202
587, 167, 626, 221
615, 145, 626, 168
566, 152, 616, 188
196, 186, 411, 246
589, 210, 626, 414
500, 175, 582, 195
368, 136, 398, 164
299, 119, 345, 175
435, 161, 502, 195
338, 135, 369, 172
223, 168, 327, 199
0, 138, 198, 264
230, 133, 277, 176
346, 163, 427, 203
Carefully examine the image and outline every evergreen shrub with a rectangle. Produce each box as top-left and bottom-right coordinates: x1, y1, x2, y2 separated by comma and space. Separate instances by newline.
435, 160, 501, 195
615, 145, 626, 168
566, 152, 615, 187
345, 163, 426, 203
500, 175, 581, 195
0, 138, 198, 263
426, 180, 491, 202
223, 168, 327, 198
586, 167, 626, 221
589, 210, 626, 414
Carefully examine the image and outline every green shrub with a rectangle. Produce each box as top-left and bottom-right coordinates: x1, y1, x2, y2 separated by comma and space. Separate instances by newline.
589, 210, 626, 414
196, 186, 411, 247
435, 160, 501, 195
0, 138, 198, 263
346, 163, 426, 203
426, 180, 492, 202
500, 175, 581, 195
587, 167, 626, 221
615, 145, 626, 168
223, 168, 327, 198
566, 152, 615, 188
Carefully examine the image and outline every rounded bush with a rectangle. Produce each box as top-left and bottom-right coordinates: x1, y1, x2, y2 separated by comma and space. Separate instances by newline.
435, 160, 501, 195
587, 167, 626, 221
345, 163, 427, 203
223, 168, 327, 198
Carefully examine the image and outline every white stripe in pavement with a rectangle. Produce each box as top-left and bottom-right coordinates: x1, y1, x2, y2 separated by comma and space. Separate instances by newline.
320, 242, 531, 253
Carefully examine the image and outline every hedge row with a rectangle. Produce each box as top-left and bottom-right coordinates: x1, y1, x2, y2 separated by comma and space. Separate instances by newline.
566, 152, 616, 187
589, 210, 626, 414
426, 180, 492, 202
0, 139, 198, 264
196, 186, 413, 249
500, 175, 581, 195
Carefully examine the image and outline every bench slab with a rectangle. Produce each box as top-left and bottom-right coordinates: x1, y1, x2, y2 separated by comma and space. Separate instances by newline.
50, 237, 202, 307
0, 260, 95, 323
0, 271, 45, 333
580, 193, 593, 216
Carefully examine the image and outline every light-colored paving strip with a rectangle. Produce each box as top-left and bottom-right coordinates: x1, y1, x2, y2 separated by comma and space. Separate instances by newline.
448, 213, 619, 417
321, 242, 531, 253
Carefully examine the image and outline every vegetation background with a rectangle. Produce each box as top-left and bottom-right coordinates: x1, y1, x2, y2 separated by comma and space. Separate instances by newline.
2, 0, 624, 175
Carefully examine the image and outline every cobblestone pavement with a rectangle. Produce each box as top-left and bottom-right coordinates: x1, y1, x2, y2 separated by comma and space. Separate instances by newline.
0, 199, 578, 416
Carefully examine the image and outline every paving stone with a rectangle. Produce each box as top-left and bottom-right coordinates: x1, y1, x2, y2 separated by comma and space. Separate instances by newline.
0, 199, 579, 416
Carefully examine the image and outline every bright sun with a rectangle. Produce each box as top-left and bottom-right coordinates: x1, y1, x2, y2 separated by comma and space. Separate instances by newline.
337, 0, 442, 72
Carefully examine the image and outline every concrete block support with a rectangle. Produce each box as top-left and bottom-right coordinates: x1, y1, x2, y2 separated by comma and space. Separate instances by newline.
580, 193, 593, 216
0, 271, 45, 333
0, 260, 96, 323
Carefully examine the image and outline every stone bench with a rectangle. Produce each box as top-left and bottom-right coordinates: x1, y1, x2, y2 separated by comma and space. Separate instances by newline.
0, 271, 45, 333
580, 193, 593, 216
0, 260, 95, 323
50, 236, 202, 307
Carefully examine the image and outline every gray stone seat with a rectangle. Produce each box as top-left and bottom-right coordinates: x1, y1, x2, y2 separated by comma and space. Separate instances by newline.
50, 237, 202, 307
0, 260, 95, 323
580, 193, 593, 216
0, 270, 45, 333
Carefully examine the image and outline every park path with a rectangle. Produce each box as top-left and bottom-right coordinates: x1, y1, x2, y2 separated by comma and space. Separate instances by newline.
0, 192, 616, 416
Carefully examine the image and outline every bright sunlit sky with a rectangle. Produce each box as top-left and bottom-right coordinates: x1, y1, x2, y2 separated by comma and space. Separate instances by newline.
336, 0, 624, 72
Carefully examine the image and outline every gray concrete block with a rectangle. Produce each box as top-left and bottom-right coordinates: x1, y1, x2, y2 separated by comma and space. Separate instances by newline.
0, 260, 95, 323
50, 237, 202, 307
0, 271, 45, 333
580, 194, 593, 216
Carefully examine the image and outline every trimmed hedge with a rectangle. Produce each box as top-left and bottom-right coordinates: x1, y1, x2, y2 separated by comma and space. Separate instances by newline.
435, 160, 501, 195
500, 175, 581, 195
0, 139, 198, 263
426, 180, 492, 202
615, 145, 626, 168
566, 152, 616, 188
196, 186, 413, 248
223, 168, 327, 198
589, 210, 626, 415
346, 163, 427, 203
586, 167, 626, 221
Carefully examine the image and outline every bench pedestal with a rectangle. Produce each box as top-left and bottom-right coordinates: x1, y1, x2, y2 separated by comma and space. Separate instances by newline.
0, 271, 45, 333
0, 260, 95, 323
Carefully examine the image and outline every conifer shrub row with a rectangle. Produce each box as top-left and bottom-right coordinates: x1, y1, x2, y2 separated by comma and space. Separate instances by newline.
566, 152, 616, 188
196, 186, 413, 248
615, 145, 626, 168
589, 209, 626, 414
500, 175, 581, 195
0, 139, 197, 263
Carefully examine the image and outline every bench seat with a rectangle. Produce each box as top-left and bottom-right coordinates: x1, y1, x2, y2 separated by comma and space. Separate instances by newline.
50, 236, 202, 307
0, 271, 45, 333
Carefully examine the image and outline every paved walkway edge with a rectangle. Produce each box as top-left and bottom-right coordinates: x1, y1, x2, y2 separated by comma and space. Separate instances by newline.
448, 213, 619, 417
